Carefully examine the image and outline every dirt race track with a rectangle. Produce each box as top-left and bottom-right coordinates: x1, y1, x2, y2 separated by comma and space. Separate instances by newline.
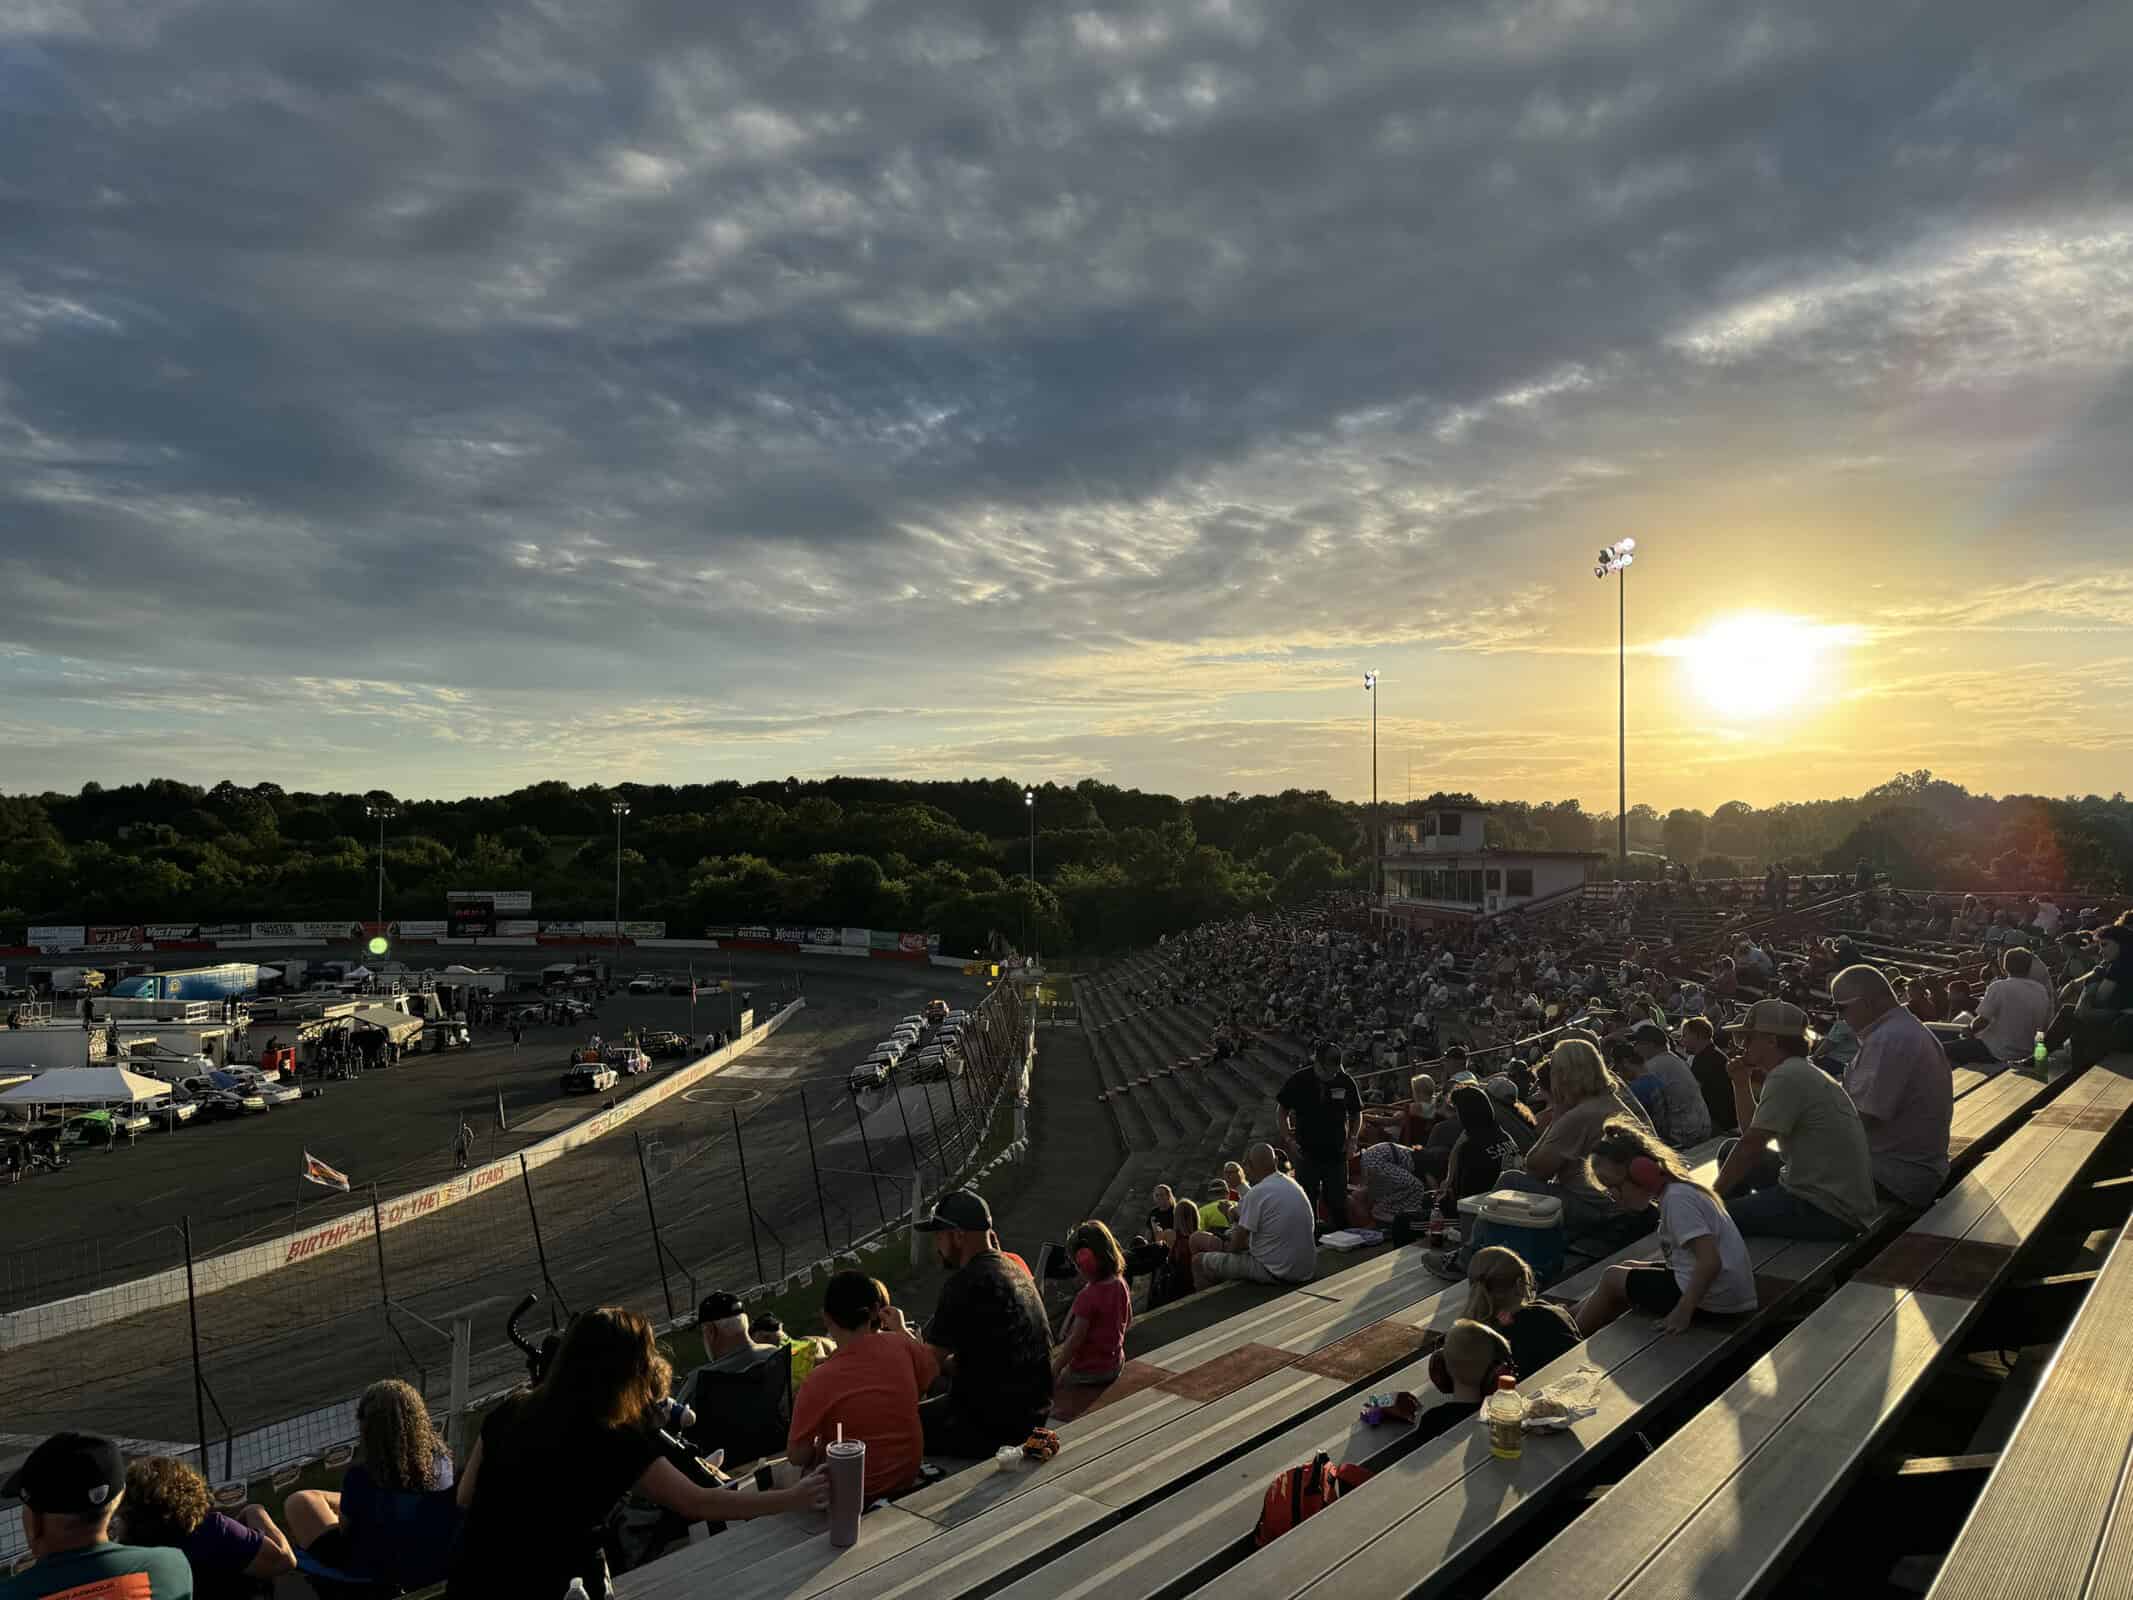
0, 948, 992, 1465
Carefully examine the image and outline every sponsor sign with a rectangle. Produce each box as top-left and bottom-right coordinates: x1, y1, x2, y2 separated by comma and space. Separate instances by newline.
738, 925, 772, 941
775, 927, 807, 945
145, 924, 203, 941
29, 926, 85, 948
898, 931, 929, 953
449, 889, 532, 914
497, 919, 538, 937
395, 920, 448, 937
199, 923, 251, 939
926, 932, 942, 952
810, 927, 837, 946
705, 927, 738, 941
448, 897, 495, 938
802, 943, 869, 957
841, 927, 870, 948
736, 1008, 754, 1032
88, 926, 146, 946
541, 921, 582, 935
252, 921, 361, 941
622, 921, 664, 938
868, 929, 900, 951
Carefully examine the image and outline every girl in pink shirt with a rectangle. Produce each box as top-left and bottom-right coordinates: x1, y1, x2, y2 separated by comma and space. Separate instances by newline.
1053, 1221, 1131, 1387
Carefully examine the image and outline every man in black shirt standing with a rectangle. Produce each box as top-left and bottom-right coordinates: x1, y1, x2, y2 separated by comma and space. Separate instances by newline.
1277, 1044, 1362, 1229
915, 1189, 1054, 1457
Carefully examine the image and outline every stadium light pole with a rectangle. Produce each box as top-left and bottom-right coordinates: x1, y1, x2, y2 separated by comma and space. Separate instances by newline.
611, 799, 631, 950
1363, 671, 1378, 901
364, 803, 397, 929
1594, 539, 1638, 871
1022, 789, 1035, 955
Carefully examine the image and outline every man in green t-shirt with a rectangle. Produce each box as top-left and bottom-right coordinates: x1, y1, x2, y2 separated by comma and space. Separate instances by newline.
1713, 999, 1877, 1240
2, 1431, 193, 1598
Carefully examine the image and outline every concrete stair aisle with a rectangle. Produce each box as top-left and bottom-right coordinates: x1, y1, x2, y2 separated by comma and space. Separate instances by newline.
1082, 978, 1162, 1154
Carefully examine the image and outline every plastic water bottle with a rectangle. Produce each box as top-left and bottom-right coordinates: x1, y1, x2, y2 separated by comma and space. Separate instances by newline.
1486, 1373, 1525, 1461
2034, 1031, 2049, 1069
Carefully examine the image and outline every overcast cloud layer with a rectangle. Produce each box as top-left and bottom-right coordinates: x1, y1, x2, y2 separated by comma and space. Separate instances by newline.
3, 0, 2129, 809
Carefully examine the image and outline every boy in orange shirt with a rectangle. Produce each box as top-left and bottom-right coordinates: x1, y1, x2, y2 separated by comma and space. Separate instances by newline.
786, 1273, 939, 1501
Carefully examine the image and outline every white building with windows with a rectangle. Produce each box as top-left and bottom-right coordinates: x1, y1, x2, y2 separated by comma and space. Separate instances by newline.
1377, 804, 1601, 927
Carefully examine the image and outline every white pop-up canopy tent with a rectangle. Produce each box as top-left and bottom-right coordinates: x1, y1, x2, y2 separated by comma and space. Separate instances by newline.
0, 1065, 174, 1111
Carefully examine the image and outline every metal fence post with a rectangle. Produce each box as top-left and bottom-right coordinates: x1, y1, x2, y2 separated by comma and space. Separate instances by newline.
182, 1216, 209, 1475
943, 1071, 966, 1168
369, 1183, 392, 1324
633, 1131, 675, 1321
920, 1077, 950, 1180
797, 1087, 835, 1258
517, 1153, 567, 1321
850, 1095, 888, 1229
731, 1107, 766, 1286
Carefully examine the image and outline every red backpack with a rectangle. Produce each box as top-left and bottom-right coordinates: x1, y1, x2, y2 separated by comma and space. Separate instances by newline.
1253, 1452, 1376, 1547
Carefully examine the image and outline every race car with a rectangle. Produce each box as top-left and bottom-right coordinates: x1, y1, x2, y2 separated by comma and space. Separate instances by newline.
639, 1029, 691, 1059
924, 998, 949, 1024
849, 1055, 895, 1093
605, 1047, 652, 1077
562, 1061, 619, 1095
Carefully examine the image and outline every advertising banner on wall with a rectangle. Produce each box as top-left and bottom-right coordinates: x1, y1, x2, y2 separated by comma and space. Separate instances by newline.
898, 931, 929, 953
395, 920, 449, 937
447, 897, 495, 938
199, 923, 251, 940
497, 919, 539, 937
30, 926, 85, 948
738, 925, 772, 941
868, 929, 900, 951
450, 889, 532, 914
775, 927, 807, 945
87, 926, 146, 946
841, 927, 870, 948
252, 921, 362, 941
810, 927, 837, 946
542, 921, 583, 936
705, 927, 737, 941
621, 921, 664, 938
145, 924, 204, 941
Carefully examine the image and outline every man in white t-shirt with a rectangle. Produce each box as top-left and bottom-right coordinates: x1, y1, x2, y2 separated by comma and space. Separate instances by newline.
1195, 1144, 1317, 1288
1945, 949, 2054, 1065
2031, 898, 2061, 937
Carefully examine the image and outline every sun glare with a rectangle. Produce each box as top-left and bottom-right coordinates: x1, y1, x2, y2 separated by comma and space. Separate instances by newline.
1673, 614, 1838, 720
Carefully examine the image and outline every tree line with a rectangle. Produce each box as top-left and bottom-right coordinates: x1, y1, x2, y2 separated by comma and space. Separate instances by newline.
0, 771, 2124, 956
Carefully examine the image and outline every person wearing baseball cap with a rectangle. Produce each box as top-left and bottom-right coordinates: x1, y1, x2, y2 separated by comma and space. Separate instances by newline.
1, 1431, 192, 1598
914, 1190, 1054, 1458
1711, 999, 1876, 1240
1625, 1020, 1712, 1148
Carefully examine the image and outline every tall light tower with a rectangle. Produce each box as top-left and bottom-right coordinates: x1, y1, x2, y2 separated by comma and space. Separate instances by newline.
364, 802, 397, 930
1594, 539, 1638, 871
611, 798, 631, 948
1363, 671, 1379, 900
1023, 789, 1036, 954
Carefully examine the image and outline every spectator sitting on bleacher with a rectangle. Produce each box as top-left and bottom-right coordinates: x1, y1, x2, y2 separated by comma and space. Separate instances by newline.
1683, 1016, 1738, 1136
1944, 949, 2055, 1066
914, 1189, 1057, 1458
1, 1432, 192, 1599
1574, 1119, 1758, 1336
676, 1291, 829, 1471
1907, 978, 1943, 1023
1437, 1084, 1519, 1217
1831, 965, 1952, 1209
1195, 1143, 1318, 1289
449, 1307, 826, 1600
1482, 1075, 1539, 1152
1713, 999, 1876, 1240
1051, 1221, 1132, 1393
2041, 918, 2131, 1070
1390, 1319, 1516, 1443
1461, 1245, 1582, 1376
1625, 1021, 1713, 1147
785, 1272, 936, 1501
1358, 1138, 1433, 1224
118, 1455, 295, 1597
284, 1378, 457, 1592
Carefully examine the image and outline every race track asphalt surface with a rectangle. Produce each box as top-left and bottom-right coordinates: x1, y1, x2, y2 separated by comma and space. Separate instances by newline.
0, 946, 992, 1458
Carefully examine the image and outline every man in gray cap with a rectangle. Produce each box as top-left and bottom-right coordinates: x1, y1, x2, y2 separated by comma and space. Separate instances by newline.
2, 1431, 192, 1598
1626, 1020, 1712, 1147
914, 1190, 1054, 1456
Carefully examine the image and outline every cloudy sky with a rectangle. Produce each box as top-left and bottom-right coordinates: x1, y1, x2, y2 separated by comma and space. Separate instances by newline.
3, 0, 2129, 812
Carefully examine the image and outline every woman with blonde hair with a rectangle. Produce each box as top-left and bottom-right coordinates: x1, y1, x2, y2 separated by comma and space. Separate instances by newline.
1434, 1038, 1655, 1278
1573, 1118, 1756, 1337
285, 1377, 457, 1584
1462, 1245, 1582, 1378
449, 1306, 826, 1599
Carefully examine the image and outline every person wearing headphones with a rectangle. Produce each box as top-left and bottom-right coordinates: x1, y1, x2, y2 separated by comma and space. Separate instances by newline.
1384, 1319, 1516, 1444
1573, 1119, 1757, 1337
1050, 1221, 1131, 1391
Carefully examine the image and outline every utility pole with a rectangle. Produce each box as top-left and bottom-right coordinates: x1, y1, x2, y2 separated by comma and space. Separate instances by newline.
611, 799, 630, 951
365, 802, 397, 929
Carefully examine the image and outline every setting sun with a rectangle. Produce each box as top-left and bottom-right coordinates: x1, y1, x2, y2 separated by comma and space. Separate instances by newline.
1670, 614, 1844, 720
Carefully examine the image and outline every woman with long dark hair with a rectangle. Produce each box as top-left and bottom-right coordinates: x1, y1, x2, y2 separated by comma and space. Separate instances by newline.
2043, 919, 2133, 1070
449, 1306, 824, 1599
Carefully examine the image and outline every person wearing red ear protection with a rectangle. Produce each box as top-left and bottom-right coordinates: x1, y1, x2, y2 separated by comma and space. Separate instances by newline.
1390, 1319, 1515, 1445
1051, 1221, 1131, 1401
1573, 1120, 1759, 1338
